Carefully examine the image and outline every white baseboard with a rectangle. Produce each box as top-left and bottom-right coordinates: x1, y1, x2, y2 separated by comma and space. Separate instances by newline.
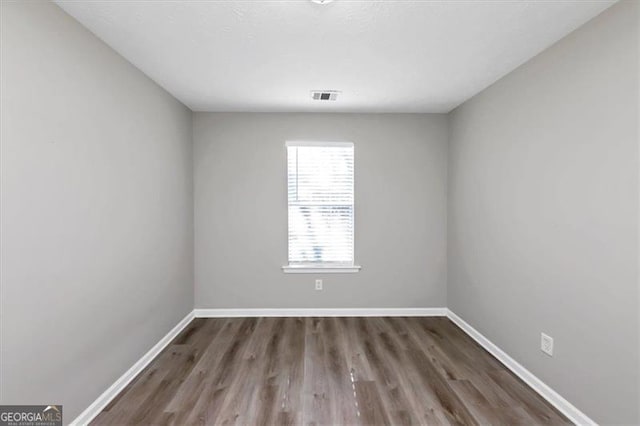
446, 309, 596, 426
70, 311, 195, 426
72, 307, 594, 426
71, 307, 442, 424
193, 307, 447, 317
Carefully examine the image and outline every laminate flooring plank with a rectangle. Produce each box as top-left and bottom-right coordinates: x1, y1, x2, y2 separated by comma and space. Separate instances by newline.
407, 321, 476, 381
448, 379, 534, 425
127, 344, 200, 425
302, 317, 343, 426
431, 318, 541, 421
402, 319, 480, 425
210, 318, 259, 388
163, 368, 208, 421
353, 381, 391, 426
255, 318, 287, 385
408, 348, 478, 425
335, 317, 375, 382
463, 371, 523, 409
182, 318, 256, 425
204, 318, 260, 425
358, 318, 420, 425
191, 319, 242, 374
407, 317, 490, 379
276, 318, 306, 424
376, 318, 445, 426
487, 369, 571, 425
437, 318, 505, 371
321, 318, 360, 425
229, 317, 285, 424
182, 385, 227, 426
164, 318, 229, 417
382, 318, 468, 425
98, 342, 201, 426
242, 318, 280, 365
91, 364, 170, 425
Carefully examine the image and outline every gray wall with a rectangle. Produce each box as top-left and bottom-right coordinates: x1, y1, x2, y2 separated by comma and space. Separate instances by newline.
0, 2, 193, 422
194, 113, 448, 309
448, 1, 639, 424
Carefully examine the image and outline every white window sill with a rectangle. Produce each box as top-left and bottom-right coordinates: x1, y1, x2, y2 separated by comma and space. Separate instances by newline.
282, 265, 362, 274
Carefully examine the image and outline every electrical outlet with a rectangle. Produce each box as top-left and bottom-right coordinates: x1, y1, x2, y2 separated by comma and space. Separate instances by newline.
541, 333, 553, 356
315, 279, 323, 291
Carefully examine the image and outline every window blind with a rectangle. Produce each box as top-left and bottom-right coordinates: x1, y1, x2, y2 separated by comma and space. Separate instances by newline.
287, 142, 354, 265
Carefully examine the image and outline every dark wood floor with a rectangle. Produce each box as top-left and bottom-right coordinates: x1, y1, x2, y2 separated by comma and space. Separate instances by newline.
92, 317, 570, 425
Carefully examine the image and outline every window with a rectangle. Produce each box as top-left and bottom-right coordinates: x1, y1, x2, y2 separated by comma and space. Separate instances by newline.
283, 141, 360, 273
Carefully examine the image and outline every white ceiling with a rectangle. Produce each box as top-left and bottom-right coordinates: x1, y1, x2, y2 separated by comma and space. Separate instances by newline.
55, 0, 615, 113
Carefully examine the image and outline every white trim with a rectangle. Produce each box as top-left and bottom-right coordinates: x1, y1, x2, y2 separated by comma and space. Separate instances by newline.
285, 141, 357, 267
72, 307, 594, 426
282, 265, 361, 273
446, 309, 597, 426
194, 307, 447, 318
285, 140, 354, 148
70, 311, 195, 426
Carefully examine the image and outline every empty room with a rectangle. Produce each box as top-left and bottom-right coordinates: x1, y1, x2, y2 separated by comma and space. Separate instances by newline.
1, 0, 639, 425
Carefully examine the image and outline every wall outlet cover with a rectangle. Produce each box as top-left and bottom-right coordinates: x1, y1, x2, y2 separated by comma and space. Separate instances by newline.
541, 332, 553, 356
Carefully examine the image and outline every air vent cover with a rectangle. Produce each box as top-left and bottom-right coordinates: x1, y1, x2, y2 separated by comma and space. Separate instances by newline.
311, 90, 340, 101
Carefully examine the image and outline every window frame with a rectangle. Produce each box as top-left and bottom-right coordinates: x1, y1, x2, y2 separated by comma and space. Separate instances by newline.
282, 141, 361, 274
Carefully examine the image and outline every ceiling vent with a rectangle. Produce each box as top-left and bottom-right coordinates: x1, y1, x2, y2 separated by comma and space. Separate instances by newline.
311, 90, 340, 101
